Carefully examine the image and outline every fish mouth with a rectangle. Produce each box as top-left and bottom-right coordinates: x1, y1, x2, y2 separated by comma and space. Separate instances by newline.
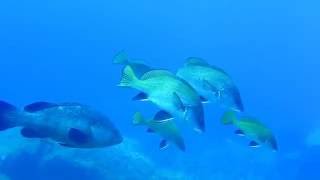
111, 131, 123, 145
114, 135, 123, 145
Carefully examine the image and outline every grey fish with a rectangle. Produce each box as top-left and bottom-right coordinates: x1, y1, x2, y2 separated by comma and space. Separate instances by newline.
133, 111, 186, 151
119, 65, 205, 132
0, 101, 123, 148
222, 111, 278, 151
177, 57, 244, 112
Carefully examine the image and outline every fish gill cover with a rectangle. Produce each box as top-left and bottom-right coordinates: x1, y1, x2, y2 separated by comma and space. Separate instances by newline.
0, 0, 319, 180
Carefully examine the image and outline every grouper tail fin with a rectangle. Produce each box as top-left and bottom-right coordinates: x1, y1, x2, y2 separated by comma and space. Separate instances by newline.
113, 51, 129, 65
133, 112, 146, 125
0, 101, 19, 130
118, 65, 139, 87
221, 110, 237, 125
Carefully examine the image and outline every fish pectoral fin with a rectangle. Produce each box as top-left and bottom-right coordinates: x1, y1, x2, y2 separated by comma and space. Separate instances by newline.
202, 80, 222, 98
146, 128, 155, 133
249, 141, 260, 148
234, 129, 245, 136
202, 80, 215, 91
215, 90, 222, 99
172, 92, 185, 112
153, 110, 174, 122
68, 128, 90, 144
132, 92, 149, 101
20, 128, 48, 138
199, 96, 210, 104
159, 139, 169, 150
24, 102, 58, 112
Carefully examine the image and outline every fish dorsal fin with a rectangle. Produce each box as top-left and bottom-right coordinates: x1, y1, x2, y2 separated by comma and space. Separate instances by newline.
141, 70, 175, 80
24, 102, 58, 112
153, 110, 174, 122
185, 57, 209, 67
185, 57, 230, 76
59, 102, 84, 107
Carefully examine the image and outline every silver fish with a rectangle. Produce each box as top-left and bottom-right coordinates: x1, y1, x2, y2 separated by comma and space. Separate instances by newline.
119, 65, 205, 132
177, 57, 244, 112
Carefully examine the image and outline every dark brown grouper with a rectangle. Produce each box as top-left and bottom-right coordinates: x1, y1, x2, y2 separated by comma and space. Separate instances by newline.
221, 111, 278, 151
0, 101, 123, 148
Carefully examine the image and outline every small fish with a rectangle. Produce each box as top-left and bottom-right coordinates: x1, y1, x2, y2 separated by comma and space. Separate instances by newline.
177, 57, 244, 112
133, 111, 186, 151
0, 101, 123, 148
118, 65, 205, 132
113, 51, 153, 78
221, 111, 278, 151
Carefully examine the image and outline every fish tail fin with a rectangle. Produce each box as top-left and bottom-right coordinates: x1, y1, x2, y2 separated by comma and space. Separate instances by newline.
118, 65, 139, 87
0, 101, 19, 130
113, 51, 129, 65
194, 105, 205, 133
221, 110, 237, 125
185, 105, 205, 133
133, 112, 146, 125
175, 137, 186, 152
230, 87, 244, 112
268, 136, 278, 152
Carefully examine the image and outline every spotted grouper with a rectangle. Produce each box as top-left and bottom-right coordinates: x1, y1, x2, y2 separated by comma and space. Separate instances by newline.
0, 101, 123, 148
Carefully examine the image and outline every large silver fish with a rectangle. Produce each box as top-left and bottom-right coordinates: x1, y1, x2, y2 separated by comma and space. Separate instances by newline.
0, 101, 123, 148
177, 58, 244, 112
119, 65, 205, 132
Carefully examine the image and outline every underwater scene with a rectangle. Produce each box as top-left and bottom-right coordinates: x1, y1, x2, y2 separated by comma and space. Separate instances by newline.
0, 0, 319, 179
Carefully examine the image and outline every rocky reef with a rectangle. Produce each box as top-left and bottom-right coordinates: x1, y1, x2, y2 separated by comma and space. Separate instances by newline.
0, 129, 189, 180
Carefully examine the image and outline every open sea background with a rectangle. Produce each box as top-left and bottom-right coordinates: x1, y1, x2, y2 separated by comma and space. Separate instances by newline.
0, 0, 319, 179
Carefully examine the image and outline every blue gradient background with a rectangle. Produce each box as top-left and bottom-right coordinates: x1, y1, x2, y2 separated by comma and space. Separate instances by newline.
0, 0, 319, 179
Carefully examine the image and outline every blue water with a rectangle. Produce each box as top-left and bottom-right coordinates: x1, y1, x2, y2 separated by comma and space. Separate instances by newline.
0, 0, 319, 179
